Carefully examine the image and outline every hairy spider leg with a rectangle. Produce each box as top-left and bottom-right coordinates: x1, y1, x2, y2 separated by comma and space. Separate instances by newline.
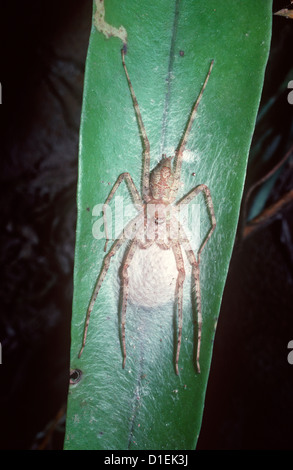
174, 182, 216, 373
171, 241, 186, 375
176, 183, 216, 263
121, 48, 151, 202
180, 236, 202, 373
78, 215, 141, 358
120, 237, 139, 369
102, 172, 143, 252
173, 60, 214, 184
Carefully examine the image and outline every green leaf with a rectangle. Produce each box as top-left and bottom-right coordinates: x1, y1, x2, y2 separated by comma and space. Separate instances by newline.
64, 0, 272, 450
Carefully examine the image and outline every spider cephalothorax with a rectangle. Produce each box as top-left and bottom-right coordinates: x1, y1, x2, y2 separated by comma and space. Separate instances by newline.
149, 156, 177, 204
79, 48, 216, 375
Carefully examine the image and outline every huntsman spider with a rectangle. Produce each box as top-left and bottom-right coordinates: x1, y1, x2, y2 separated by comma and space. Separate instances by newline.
79, 47, 216, 375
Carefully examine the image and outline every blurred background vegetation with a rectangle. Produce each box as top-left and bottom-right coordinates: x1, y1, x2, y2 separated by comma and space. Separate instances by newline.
0, 0, 292, 449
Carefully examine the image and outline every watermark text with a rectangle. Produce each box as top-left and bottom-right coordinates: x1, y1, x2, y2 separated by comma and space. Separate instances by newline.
288, 80, 293, 105
91, 197, 201, 246
288, 340, 293, 364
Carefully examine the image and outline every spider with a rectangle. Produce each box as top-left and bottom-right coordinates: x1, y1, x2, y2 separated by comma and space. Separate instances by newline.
79, 47, 216, 375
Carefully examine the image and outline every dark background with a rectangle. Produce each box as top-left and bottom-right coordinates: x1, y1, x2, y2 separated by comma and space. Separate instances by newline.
0, 0, 292, 450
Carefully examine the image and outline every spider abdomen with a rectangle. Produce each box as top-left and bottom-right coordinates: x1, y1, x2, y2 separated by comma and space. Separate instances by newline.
127, 243, 178, 308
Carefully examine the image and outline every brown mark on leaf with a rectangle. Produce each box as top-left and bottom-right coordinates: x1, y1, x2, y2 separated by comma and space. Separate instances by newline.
94, 0, 128, 44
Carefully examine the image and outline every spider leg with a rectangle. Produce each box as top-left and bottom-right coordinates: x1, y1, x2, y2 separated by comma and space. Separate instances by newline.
173, 60, 214, 183
103, 172, 143, 251
171, 241, 186, 375
176, 183, 216, 263
180, 235, 202, 373
78, 215, 140, 358
120, 237, 138, 369
121, 48, 151, 201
